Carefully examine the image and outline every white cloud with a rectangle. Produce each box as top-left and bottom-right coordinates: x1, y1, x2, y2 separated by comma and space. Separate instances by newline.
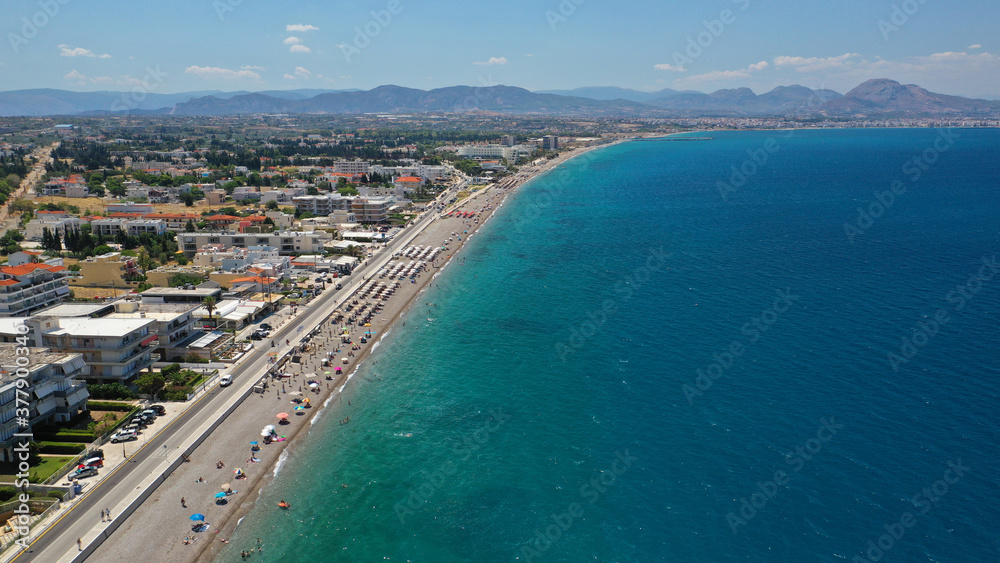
773, 53, 861, 72
241, 65, 265, 71
672, 61, 769, 88
284, 73, 297, 80
63, 70, 87, 85
290, 44, 311, 53
295, 66, 311, 78
654, 63, 685, 72
59, 44, 111, 58
968, 44, 982, 50
286, 24, 319, 32
474, 57, 508, 66
90, 76, 114, 85
185, 65, 261, 80
284, 36, 301, 45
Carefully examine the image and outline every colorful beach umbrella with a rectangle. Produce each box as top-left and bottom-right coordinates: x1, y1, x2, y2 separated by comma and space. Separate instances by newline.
214, 492, 227, 498
277, 412, 289, 419
189, 514, 206, 521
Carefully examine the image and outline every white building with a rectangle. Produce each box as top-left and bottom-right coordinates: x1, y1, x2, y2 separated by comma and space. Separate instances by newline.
333, 160, 370, 175
179, 231, 331, 257
0, 263, 71, 317
24, 217, 82, 241
0, 345, 89, 462
0, 316, 156, 384
292, 195, 394, 223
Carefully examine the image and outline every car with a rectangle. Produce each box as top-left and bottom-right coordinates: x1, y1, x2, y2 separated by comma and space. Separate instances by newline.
148, 405, 166, 416
86, 449, 105, 460
259, 323, 272, 331
127, 418, 147, 428
219, 375, 233, 387
69, 466, 99, 480
110, 431, 138, 443
250, 331, 264, 341
335, 283, 343, 290
79, 457, 103, 469
140, 409, 157, 419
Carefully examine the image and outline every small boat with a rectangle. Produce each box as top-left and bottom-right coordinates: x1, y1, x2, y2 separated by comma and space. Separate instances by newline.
278, 500, 290, 509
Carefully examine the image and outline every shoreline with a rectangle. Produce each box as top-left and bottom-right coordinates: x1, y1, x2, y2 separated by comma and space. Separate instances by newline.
85, 139, 619, 563
204, 141, 617, 553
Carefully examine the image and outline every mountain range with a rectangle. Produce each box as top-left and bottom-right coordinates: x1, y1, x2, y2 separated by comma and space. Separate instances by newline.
1, 79, 997, 118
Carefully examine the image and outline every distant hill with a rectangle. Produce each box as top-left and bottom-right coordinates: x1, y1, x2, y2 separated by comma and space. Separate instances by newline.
535, 87, 684, 103
169, 85, 659, 116
818, 79, 1000, 116
1, 80, 996, 117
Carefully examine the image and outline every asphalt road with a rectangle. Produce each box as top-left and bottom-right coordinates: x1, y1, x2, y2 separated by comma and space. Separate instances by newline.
10, 190, 452, 563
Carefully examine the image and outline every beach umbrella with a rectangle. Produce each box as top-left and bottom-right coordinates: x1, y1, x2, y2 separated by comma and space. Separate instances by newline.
277, 412, 289, 419
341, 358, 349, 364
189, 514, 206, 522
249, 441, 258, 446
264, 424, 276, 432
309, 382, 319, 388
324, 371, 331, 374
214, 492, 227, 499
294, 405, 305, 410
221, 483, 232, 492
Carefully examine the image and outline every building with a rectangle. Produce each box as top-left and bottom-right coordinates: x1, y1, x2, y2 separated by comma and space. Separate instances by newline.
0, 316, 156, 385
0, 345, 89, 462
140, 285, 223, 305
206, 189, 227, 206
107, 203, 155, 215
543, 135, 559, 150
333, 160, 370, 175
105, 301, 201, 363
232, 187, 261, 201
143, 266, 212, 288
141, 213, 201, 231
24, 217, 82, 241
501, 134, 516, 146
393, 176, 425, 193
72, 252, 142, 288
260, 188, 304, 205
0, 263, 70, 317
179, 231, 331, 257
292, 195, 393, 223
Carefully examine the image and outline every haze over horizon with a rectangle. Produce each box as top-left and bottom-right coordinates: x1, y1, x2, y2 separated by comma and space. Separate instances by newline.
1, 0, 998, 99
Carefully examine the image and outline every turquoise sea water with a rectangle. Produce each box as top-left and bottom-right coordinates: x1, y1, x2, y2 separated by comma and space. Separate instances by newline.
219, 128, 1000, 562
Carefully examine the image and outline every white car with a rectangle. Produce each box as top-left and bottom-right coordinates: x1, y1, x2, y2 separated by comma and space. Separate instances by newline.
219, 375, 233, 387
110, 430, 137, 443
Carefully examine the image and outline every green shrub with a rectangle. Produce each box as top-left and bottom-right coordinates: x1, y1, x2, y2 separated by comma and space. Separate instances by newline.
47, 491, 65, 501
85, 401, 135, 412
163, 387, 189, 402
87, 383, 137, 400
0, 486, 17, 502
161, 363, 181, 376
38, 442, 87, 455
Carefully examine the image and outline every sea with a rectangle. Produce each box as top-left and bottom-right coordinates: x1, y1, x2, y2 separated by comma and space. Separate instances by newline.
218, 128, 1000, 562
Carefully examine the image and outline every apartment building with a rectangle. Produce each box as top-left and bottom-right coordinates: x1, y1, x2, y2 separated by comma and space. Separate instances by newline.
0, 263, 70, 317
178, 231, 331, 257
0, 345, 89, 462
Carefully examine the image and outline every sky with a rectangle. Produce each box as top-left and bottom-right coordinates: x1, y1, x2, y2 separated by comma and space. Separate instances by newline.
1, 0, 999, 99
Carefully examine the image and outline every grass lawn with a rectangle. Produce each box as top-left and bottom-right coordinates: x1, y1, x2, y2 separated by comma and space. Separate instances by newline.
0, 455, 76, 483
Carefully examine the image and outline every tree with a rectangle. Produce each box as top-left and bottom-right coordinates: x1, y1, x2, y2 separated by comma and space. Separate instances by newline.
202, 296, 217, 326
137, 248, 154, 272
265, 200, 279, 210
185, 220, 196, 232
180, 193, 196, 207
9, 198, 34, 215
135, 373, 165, 399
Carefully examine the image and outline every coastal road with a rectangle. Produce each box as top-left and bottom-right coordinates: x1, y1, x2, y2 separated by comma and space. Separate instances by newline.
12, 199, 448, 563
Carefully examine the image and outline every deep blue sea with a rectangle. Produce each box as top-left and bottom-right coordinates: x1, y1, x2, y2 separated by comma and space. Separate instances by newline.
219, 128, 1000, 562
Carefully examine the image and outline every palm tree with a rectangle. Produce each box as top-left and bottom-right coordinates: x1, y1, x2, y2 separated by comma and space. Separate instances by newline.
202, 296, 217, 328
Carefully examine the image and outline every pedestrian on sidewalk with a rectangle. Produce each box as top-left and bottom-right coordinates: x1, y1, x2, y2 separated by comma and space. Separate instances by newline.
77, 538, 82, 551
100, 509, 105, 522
106, 508, 111, 521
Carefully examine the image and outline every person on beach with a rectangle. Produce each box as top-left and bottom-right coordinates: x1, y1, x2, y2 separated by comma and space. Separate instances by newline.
181, 497, 186, 508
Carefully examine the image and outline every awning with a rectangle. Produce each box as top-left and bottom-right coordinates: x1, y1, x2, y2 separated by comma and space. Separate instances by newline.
141, 334, 158, 346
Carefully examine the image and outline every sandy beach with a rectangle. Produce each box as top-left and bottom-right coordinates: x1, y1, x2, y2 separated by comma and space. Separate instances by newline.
83, 142, 614, 563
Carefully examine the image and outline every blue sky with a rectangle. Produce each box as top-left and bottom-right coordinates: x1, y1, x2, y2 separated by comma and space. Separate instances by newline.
2, 0, 998, 98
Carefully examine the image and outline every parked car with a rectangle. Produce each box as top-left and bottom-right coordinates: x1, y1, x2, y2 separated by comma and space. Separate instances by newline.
148, 405, 166, 416
86, 449, 105, 460
219, 374, 233, 387
140, 409, 157, 419
79, 457, 103, 469
250, 331, 264, 341
259, 323, 272, 332
69, 466, 99, 480
110, 431, 138, 444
